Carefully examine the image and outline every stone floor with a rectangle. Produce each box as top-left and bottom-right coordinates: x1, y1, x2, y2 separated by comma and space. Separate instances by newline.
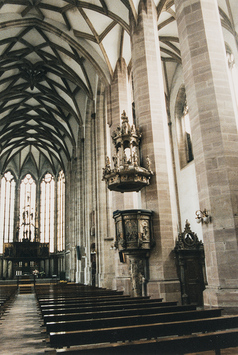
0, 292, 52, 355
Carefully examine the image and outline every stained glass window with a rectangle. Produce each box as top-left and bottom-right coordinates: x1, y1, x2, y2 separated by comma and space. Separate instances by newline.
181, 103, 193, 164
0, 172, 15, 253
57, 170, 65, 252
19, 174, 36, 242
227, 52, 238, 129
40, 173, 55, 253
176, 87, 194, 169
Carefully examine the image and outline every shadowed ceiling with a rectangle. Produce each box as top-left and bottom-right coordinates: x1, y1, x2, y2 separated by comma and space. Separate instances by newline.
0, 0, 236, 176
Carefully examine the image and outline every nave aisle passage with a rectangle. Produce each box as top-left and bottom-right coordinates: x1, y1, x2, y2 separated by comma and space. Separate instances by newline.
0, 292, 52, 354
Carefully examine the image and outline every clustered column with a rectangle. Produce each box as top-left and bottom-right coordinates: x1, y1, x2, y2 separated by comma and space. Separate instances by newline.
174, 0, 238, 307
130, 0, 180, 301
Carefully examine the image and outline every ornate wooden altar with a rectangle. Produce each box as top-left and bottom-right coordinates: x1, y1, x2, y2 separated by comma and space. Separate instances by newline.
3, 241, 49, 260
3, 241, 49, 276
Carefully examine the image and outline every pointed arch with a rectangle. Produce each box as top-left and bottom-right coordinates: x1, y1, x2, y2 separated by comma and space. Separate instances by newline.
0, 171, 16, 253
40, 172, 55, 253
175, 86, 193, 169
57, 170, 65, 252
19, 173, 36, 242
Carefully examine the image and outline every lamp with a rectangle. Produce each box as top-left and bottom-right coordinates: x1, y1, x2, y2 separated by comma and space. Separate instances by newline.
195, 209, 210, 224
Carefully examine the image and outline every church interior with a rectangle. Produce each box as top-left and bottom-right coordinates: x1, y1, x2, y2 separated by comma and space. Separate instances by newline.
1, 0, 238, 353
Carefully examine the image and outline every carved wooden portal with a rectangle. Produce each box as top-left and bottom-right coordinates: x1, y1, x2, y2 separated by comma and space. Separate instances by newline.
174, 220, 207, 306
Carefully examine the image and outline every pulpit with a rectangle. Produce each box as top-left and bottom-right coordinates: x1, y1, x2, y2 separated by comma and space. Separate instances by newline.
103, 111, 153, 192
113, 209, 154, 297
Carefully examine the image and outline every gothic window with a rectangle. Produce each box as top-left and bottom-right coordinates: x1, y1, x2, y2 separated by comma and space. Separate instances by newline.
182, 103, 193, 164
226, 51, 238, 128
40, 173, 55, 253
0, 171, 16, 253
57, 170, 65, 252
19, 174, 36, 242
176, 88, 194, 169
132, 101, 136, 126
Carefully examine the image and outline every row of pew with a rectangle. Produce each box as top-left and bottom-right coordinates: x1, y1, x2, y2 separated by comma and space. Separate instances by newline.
35, 283, 238, 354
0, 284, 18, 317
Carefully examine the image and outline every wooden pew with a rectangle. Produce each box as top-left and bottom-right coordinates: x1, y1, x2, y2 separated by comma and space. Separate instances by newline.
50, 328, 238, 354
41, 300, 178, 316
40, 296, 152, 308
35, 284, 124, 300
37, 290, 125, 298
36, 283, 238, 354
49, 314, 238, 348
0, 285, 18, 316
43, 304, 196, 324
36, 283, 135, 317
39, 294, 131, 305
45, 307, 222, 333
40, 297, 163, 312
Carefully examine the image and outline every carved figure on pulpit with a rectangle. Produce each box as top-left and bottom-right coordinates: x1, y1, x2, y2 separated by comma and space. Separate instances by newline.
112, 126, 120, 139
132, 147, 139, 166
146, 155, 152, 172
125, 220, 137, 241
103, 156, 111, 175
105, 156, 110, 168
113, 155, 118, 169
141, 220, 149, 241
131, 124, 136, 134
121, 110, 130, 135
122, 152, 127, 165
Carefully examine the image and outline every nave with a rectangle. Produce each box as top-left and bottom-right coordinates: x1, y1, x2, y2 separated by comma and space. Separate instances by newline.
0, 0, 238, 314
1, 282, 238, 355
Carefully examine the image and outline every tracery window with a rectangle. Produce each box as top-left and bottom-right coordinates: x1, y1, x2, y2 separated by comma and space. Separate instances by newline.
181, 102, 193, 164
176, 88, 194, 169
227, 51, 238, 129
0, 170, 64, 255
40, 173, 55, 253
19, 174, 36, 242
57, 170, 65, 252
0, 171, 16, 253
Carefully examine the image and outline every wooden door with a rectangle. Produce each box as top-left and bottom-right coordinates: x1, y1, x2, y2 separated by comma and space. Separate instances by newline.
174, 220, 207, 306
184, 256, 205, 305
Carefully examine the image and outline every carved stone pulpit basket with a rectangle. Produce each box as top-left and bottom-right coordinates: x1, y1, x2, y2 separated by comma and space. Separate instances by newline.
113, 209, 154, 297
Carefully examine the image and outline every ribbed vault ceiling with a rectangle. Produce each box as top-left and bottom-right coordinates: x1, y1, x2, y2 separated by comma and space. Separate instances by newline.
0, 0, 237, 176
